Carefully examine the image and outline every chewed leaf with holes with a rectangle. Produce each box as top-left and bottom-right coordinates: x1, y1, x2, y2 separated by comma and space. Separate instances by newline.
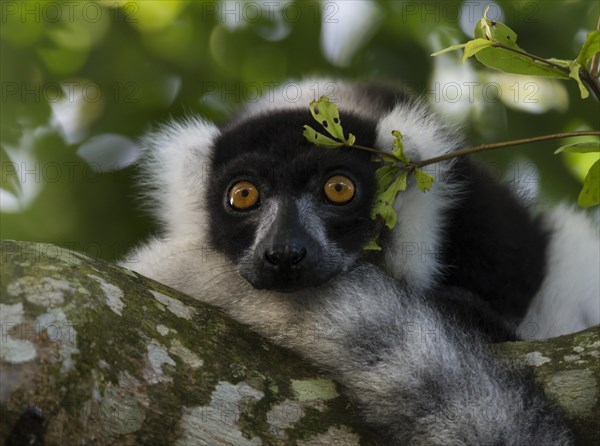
472, 16, 569, 79
374, 165, 401, 195
308, 96, 355, 143
391, 130, 410, 163
303, 125, 344, 148
371, 172, 408, 229
415, 168, 435, 192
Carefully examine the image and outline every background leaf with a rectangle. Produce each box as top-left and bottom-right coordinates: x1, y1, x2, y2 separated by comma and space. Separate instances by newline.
555, 140, 600, 154
472, 18, 569, 79
578, 160, 600, 207
576, 30, 600, 66
567, 61, 589, 98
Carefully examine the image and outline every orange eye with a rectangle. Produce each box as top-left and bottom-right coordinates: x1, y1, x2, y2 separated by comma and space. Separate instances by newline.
324, 175, 355, 204
229, 181, 259, 210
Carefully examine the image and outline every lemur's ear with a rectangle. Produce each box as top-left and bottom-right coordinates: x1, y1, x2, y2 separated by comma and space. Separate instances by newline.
375, 101, 464, 291
138, 117, 220, 238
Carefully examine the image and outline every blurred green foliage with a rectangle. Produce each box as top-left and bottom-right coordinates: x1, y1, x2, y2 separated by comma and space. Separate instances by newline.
1, 0, 598, 261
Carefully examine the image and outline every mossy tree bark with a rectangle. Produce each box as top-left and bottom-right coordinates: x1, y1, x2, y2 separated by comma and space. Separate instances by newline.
0, 240, 598, 445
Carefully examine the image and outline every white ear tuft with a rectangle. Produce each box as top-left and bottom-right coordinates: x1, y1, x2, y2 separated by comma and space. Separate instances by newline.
137, 117, 220, 239
376, 101, 465, 290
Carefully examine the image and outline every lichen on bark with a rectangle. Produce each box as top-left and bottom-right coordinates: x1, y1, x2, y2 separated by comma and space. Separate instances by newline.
1, 240, 598, 445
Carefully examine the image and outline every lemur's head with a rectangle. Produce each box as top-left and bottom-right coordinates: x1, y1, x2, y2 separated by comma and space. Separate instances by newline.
206, 109, 379, 292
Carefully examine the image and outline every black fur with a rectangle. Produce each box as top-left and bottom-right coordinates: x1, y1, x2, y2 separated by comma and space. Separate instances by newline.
440, 159, 549, 325
206, 109, 380, 289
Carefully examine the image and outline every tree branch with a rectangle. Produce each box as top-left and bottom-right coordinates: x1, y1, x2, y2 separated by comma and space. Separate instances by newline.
0, 240, 598, 445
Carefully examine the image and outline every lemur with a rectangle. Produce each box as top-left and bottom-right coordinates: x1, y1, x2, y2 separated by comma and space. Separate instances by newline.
124, 79, 599, 445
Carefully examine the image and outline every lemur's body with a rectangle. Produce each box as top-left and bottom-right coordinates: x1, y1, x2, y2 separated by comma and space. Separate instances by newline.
125, 80, 598, 444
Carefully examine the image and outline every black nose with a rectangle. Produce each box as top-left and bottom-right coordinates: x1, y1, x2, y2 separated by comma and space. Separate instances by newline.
264, 245, 307, 268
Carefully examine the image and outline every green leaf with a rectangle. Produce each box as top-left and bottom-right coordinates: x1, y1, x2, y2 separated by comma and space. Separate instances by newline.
374, 165, 401, 195
303, 125, 344, 148
309, 96, 348, 142
431, 43, 467, 57
474, 16, 517, 47
472, 17, 569, 79
391, 130, 410, 163
567, 61, 589, 99
415, 168, 435, 192
578, 159, 600, 207
371, 172, 408, 229
37, 46, 89, 75
347, 133, 356, 146
555, 140, 600, 154
462, 38, 495, 62
362, 240, 382, 251
576, 30, 600, 66
474, 50, 570, 78
546, 58, 573, 68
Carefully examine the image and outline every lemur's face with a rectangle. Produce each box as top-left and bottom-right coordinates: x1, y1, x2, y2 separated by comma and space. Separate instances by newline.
206, 109, 379, 292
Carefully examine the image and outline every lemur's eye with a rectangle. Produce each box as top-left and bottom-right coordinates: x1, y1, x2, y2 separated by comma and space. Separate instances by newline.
324, 175, 355, 204
229, 181, 259, 210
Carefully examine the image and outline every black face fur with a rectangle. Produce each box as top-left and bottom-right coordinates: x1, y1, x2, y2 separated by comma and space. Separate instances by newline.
206, 109, 379, 291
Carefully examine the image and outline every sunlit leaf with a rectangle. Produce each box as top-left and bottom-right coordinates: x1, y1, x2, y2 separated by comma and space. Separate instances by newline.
462, 38, 494, 62
555, 139, 600, 154
127, 0, 186, 32
303, 125, 343, 148
578, 160, 600, 207
567, 61, 589, 99
576, 31, 600, 66
430, 43, 467, 57
415, 168, 435, 192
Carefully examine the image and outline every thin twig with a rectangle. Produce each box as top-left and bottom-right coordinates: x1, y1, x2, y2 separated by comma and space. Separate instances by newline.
412, 131, 600, 168
350, 143, 402, 162
586, 16, 600, 101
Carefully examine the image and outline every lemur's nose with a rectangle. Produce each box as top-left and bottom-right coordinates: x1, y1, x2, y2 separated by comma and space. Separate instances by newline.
264, 245, 307, 268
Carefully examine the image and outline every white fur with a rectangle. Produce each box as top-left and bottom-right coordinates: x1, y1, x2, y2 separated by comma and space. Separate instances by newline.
375, 101, 465, 290
518, 204, 600, 339
240, 197, 280, 264
239, 78, 395, 121
138, 117, 219, 239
